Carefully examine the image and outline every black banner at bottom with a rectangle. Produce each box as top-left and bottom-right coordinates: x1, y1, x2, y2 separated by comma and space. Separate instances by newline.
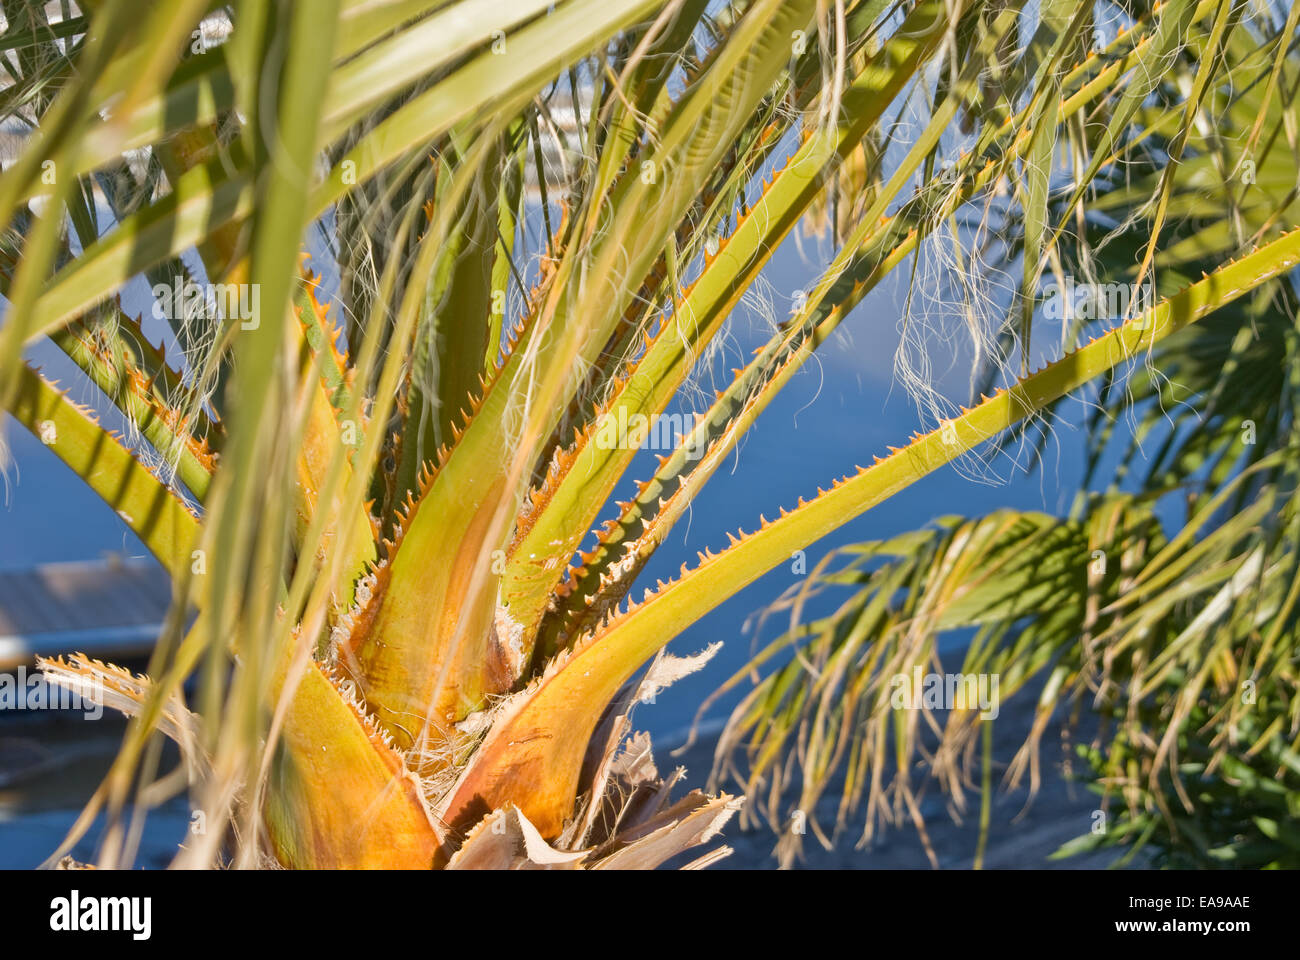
0, 867, 1284, 947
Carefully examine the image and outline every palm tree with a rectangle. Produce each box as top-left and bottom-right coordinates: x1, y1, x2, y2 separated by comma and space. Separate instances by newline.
706, 0, 1300, 868
0, 0, 1295, 869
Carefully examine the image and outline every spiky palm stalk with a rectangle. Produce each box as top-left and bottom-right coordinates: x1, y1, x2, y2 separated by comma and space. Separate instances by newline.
708, 0, 1300, 867
0, 0, 1295, 869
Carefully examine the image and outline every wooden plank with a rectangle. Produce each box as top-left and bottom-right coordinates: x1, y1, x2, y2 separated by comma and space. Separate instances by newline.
0, 559, 171, 669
